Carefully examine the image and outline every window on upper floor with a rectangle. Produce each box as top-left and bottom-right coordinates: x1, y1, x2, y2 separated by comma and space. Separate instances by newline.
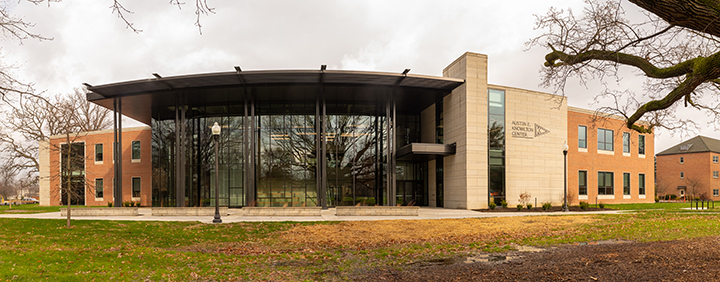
681, 171, 684, 178
680, 157, 684, 164
714, 156, 719, 163
579, 171, 587, 196
131, 141, 141, 161
598, 171, 614, 195
622, 132, 630, 153
598, 128, 613, 151
714, 171, 719, 179
638, 135, 646, 155
95, 144, 103, 162
578, 125, 587, 149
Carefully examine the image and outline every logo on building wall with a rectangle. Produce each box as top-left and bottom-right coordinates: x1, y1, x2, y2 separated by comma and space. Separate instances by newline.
510, 121, 550, 139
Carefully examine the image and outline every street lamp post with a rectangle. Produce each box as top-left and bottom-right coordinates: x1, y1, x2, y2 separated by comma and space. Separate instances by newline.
563, 142, 569, 212
212, 122, 222, 223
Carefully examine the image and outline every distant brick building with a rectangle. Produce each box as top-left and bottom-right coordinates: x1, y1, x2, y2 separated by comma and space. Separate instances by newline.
567, 107, 655, 205
656, 136, 720, 200
39, 127, 152, 206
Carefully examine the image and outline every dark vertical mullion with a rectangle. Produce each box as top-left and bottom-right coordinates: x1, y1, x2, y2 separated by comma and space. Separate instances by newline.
315, 93, 321, 207
321, 94, 327, 209
250, 96, 256, 206
113, 98, 120, 207
391, 92, 397, 207
117, 97, 123, 206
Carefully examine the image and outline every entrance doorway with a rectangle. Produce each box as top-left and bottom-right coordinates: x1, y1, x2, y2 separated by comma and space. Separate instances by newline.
397, 180, 424, 206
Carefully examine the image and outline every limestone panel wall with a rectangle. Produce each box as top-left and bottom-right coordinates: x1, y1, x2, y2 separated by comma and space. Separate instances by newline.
39, 141, 50, 206
442, 52, 488, 209
497, 85, 567, 206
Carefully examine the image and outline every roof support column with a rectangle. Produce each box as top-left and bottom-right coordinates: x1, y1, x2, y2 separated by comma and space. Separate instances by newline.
114, 97, 123, 207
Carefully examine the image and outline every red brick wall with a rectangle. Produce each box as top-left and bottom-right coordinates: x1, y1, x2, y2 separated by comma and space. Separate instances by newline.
567, 109, 655, 204
48, 127, 152, 206
657, 152, 720, 200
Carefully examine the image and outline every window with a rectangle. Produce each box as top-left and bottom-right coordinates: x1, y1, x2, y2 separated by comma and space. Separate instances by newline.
623, 173, 631, 195
680, 157, 684, 164
681, 172, 684, 178
638, 135, 646, 155
622, 132, 630, 153
597, 128, 614, 151
578, 126, 587, 149
598, 172, 614, 195
714, 171, 719, 178
639, 174, 646, 195
132, 177, 141, 198
95, 144, 103, 162
714, 156, 719, 163
131, 141, 141, 160
714, 189, 719, 197
95, 178, 103, 198
579, 171, 587, 195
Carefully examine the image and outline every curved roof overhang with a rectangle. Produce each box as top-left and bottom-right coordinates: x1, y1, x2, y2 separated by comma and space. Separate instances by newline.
86, 69, 465, 125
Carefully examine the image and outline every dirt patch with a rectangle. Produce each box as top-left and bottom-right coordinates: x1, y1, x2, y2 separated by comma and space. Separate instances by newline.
279, 216, 596, 249
358, 237, 720, 281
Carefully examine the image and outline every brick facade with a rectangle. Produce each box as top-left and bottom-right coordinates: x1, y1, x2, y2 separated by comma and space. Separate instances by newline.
567, 108, 655, 205
656, 138, 720, 200
43, 127, 152, 206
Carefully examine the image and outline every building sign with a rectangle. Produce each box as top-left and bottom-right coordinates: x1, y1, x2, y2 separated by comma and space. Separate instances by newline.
510, 121, 550, 139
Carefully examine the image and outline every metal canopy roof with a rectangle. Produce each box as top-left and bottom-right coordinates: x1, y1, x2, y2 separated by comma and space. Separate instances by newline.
86, 69, 465, 125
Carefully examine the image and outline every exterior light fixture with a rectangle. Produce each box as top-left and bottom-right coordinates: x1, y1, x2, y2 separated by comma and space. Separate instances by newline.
212, 122, 222, 223
563, 141, 569, 212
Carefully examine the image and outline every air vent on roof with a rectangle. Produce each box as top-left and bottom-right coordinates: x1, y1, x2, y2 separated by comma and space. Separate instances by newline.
680, 144, 693, 151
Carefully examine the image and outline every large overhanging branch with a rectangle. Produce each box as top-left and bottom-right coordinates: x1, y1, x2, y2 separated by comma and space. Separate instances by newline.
629, 0, 720, 37
626, 74, 706, 133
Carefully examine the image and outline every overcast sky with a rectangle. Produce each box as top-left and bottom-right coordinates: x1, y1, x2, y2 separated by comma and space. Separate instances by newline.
2, 0, 712, 152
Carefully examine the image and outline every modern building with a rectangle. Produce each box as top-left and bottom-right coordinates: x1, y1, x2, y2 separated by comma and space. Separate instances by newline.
39, 52, 655, 208
656, 136, 720, 200
567, 108, 655, 205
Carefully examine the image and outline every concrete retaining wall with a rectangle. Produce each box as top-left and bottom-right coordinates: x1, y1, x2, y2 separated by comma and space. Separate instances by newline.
242, 207, 322, 216
336, 206, 419, 216
60, 207, 138, 216
151, 207, 228, 216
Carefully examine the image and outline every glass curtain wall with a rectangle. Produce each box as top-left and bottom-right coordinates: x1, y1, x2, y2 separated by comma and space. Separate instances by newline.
151, 92, 418, 207
488, 89, 506, 205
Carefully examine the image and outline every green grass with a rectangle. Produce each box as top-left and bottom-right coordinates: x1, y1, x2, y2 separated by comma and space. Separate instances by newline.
0, 204, 62, 214
5, 209, 720, 280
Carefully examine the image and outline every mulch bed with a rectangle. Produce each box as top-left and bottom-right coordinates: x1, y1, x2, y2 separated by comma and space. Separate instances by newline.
475, 206, 611, 212
358, 237, 720, 281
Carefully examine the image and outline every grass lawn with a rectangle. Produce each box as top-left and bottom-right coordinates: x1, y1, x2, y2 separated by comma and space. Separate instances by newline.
0, 204, 61, 214
603, 202, 704, 210
3, 209, 720, 281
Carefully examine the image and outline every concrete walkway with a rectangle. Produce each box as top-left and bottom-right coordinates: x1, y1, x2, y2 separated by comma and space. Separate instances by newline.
0, 207, 625, 224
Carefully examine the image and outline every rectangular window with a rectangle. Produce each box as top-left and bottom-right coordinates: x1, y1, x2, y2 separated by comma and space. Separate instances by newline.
95, 178, 103, 198
714, 189, 719, 197
132, 177, 141, 198
131, 141, 141, 160
622, 132, 630, 153
714, 156, 719, 163
638, 135, 646, 155
598, 172, 614, 195
623, 173, 630, 195
639, 174, 646, 195
578, 126, 587, 149
95, 144, 103, 162
681, 172, 684, 178
579, 171, 587, 195
597, 128, 614, 151
714, 171, 719, 178
680, 157, 684, 164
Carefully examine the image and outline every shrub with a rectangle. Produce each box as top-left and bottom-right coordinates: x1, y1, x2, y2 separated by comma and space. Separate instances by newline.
579, 201, 589, 210
500, 199, 508, 209
489, 202, 496, 210
518, 192, 532, 206
542, 202, 552, 211
598, 203, 606, 208
526, 204, 532, 209
669, 194, 678, 200
517, 204, 523, 211
123, 201, 131, 207
655, 197, 660, 203
134, 201, 141, 207
107, 202, 112, 207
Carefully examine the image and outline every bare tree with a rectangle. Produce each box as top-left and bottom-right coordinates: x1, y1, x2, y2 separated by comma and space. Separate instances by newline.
684, 175, 704, 200
530, 0, 720, 133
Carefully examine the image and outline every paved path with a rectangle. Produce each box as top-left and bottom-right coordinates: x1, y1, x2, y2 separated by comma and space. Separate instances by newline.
0, 207, 625, 223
